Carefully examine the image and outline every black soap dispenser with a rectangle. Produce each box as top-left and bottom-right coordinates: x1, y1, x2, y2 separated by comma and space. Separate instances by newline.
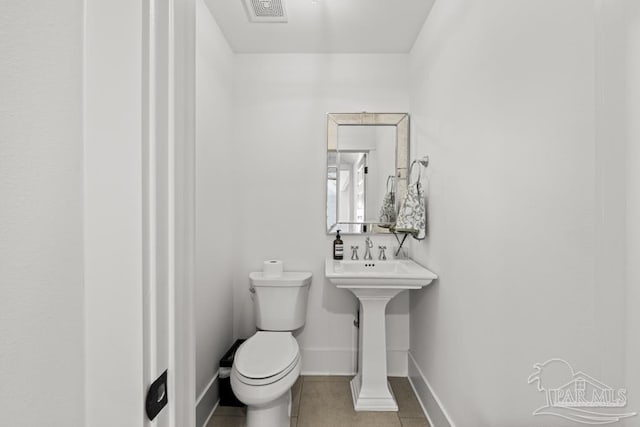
333, 229, 344, 260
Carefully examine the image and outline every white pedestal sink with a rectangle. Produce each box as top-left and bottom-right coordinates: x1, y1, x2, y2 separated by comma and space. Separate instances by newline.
325, 258, 437, 412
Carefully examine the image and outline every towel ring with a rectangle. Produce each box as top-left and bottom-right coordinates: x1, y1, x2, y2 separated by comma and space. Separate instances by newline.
409, 156, 430, 184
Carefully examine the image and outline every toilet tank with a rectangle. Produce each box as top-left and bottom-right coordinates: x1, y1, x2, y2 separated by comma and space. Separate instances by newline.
249, 272, 312, 331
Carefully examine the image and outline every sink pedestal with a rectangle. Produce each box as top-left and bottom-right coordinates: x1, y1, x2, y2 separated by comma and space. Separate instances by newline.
325, 258, 438, 412
350, 288, 403, 411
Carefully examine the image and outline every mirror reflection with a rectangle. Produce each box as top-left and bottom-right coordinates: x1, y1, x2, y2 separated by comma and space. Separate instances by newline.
326, 113, 409, 234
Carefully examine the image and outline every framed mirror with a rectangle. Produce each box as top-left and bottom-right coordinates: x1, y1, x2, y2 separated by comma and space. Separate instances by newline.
326, 112, 409, 234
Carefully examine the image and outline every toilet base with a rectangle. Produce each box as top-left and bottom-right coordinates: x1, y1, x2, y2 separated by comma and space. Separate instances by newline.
246, 389, 291, 427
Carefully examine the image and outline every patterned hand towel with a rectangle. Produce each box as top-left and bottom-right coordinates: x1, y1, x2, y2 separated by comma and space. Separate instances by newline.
394, 180, 426, 240
378, 176, 397, 227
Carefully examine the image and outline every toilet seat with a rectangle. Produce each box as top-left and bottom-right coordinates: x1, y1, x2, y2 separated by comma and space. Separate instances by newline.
235, 353, 300, 386
234, 332, 300, 386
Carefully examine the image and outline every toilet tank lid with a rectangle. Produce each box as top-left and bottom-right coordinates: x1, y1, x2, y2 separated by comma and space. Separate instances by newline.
249, 271, 312, 287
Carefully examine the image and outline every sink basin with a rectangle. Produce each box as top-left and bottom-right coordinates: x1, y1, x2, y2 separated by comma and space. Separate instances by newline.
325, 257, 437, 412
325, 258, 437, 288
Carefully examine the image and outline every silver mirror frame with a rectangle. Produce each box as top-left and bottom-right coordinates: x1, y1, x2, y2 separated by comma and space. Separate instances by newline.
326, 112, 409, 235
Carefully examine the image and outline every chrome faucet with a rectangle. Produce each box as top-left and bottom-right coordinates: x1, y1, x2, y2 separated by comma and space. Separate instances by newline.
378, 246, 387, 261
363, 237, 373, 260
350, 245, 359, 260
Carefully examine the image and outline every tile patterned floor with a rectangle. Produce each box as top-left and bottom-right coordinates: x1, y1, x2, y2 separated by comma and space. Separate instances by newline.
206, 376, 430, 427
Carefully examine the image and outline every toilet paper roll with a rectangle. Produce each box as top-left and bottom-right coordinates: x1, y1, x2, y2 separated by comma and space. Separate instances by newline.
263, 260, 284, 278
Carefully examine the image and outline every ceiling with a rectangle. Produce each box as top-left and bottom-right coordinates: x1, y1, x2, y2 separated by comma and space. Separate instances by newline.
203, 0, 436, 53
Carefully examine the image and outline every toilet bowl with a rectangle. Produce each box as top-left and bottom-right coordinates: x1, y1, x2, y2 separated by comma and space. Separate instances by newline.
231, 332, 301, 427
230, 269, 311, 427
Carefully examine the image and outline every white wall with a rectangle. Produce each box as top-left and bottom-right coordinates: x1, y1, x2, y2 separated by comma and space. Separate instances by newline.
623, 0, 640, 420
232, 54, 411, 375
407, 1, 627, 425
84, 0, 147, 425
195, 0, 235, 424
593, 0, 628, 390
0, 1, 84, 425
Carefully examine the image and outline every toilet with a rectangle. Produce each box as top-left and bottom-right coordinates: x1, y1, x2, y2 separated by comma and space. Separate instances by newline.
231, 270, 312, 427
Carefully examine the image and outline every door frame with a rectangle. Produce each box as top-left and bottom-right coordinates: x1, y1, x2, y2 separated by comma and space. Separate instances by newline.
84, 0, 195, 425
165, 0, 196, 425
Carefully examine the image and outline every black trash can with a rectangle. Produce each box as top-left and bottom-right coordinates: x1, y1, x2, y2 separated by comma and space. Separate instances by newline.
219, 339, 246, 407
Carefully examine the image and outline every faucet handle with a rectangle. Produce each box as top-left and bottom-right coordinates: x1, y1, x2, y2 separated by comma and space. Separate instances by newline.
378, 246, 387, 261
350, 246, 359, 260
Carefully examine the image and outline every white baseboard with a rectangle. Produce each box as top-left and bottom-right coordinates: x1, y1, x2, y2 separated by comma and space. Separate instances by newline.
301, 348, 354, 375
407, 352, 455, 427
300, 348, 408, 376
200, 399, 218, 427
196, 373, 219, 427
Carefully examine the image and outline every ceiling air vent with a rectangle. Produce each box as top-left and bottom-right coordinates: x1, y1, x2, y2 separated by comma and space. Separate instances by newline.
243, 0, 288, 23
